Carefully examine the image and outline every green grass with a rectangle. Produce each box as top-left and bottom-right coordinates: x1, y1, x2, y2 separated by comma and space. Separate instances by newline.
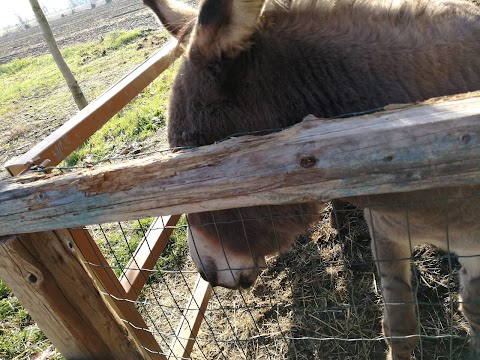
106, 29, 146, 50
93, 216, 188, 280
0, 58, 32, 75
0, 28, 170, 134
0, 28, 185, 359
64, 61, 178, 167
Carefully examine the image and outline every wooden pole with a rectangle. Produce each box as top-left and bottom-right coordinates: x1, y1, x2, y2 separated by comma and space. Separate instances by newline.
119, 215, 181, 300
29, 0, 88, 110
0, 231, 147, 360
1, 92, 480, 235
168, 276, 212, 360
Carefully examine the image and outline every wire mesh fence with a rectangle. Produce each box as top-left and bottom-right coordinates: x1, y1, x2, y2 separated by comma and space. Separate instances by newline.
3, 92, 478, 359
3, 0, 480, 357
70, 188, 477, 359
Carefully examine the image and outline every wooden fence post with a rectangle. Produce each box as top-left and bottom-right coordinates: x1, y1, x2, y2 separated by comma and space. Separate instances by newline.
0, 39, 182, 359
68, 228, 167, 359
168, 275, 212, 360
0, 231, 148, 360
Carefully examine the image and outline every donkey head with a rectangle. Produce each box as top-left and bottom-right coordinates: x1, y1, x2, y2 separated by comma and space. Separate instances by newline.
186, 205, 322, 289
144, 0, 323, 289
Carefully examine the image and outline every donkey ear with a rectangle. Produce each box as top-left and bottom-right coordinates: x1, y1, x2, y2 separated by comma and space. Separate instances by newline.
189, 0, 266, 59
143, 0, 197, 42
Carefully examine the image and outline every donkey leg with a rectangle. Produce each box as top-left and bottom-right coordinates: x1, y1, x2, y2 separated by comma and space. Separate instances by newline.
368, 213, 418, 360
458, 257, 480, 358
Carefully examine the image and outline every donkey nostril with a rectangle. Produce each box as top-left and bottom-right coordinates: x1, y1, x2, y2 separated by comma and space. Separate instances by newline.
199, 269, 218, 286
197, 257, 218, 286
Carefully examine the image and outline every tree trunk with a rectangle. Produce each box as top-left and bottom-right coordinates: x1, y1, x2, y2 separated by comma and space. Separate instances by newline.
29, 0, 88, 110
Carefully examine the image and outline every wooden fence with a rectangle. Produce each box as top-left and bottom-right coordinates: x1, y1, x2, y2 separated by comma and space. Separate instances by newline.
1, 39, 212, 360
1, 37, 480, 359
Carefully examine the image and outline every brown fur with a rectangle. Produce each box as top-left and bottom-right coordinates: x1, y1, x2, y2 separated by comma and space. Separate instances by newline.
188, 204, 323, 257
145, 0, 480, 358
168, 0, 480, 147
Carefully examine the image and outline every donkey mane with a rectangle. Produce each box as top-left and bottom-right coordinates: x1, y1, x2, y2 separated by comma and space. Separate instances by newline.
269, 0, 479, 28
266, 0, 480, 53
168, 0, 480, 62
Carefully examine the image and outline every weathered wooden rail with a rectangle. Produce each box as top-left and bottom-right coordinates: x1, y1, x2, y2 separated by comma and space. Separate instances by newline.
1, 34, 480, 359
1, 92, 480, 235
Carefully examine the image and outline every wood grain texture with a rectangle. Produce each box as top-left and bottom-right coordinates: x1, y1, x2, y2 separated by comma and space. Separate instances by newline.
1, 92, 480, 236
0, 231, 146, 360
67, 228, 167, 359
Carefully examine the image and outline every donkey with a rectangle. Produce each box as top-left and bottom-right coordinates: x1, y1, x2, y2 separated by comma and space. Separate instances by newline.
144, 0, 480, 358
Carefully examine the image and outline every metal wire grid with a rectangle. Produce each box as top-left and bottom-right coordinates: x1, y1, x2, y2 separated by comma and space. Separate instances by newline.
69, 193, 476, 360
15, 110, 475, 358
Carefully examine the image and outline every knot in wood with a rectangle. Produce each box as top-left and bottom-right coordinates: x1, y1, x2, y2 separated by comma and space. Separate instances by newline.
298, 155, 317, 168
461, 134, 471, 144
27, 273, 38, 284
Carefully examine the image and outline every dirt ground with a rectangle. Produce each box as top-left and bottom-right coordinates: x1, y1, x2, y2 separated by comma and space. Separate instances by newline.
0, 0, 159, 65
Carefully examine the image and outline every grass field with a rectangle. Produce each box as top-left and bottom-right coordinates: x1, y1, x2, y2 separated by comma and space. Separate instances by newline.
0, 27, 178, 179
0, 28, 183, 360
